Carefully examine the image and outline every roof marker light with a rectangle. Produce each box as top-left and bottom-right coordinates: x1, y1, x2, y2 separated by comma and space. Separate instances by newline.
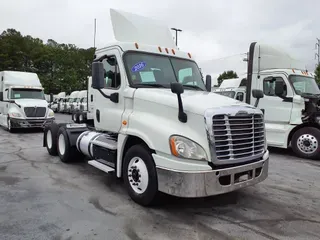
158, 46, 162, 52
188, 53, 192, 58
135, 43, 139, 49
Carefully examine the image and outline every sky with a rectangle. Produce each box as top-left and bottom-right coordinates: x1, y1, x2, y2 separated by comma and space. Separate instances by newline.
1, 0, 319, 84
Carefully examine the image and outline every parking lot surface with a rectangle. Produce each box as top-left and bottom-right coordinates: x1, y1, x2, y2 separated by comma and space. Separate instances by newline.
0, 114, 320, 240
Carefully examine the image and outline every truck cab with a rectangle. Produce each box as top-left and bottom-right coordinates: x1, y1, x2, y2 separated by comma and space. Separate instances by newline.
43, 9, 269, 206
214, 87, 246, 102
0, 71, 54, 131
245, 43, 320, 159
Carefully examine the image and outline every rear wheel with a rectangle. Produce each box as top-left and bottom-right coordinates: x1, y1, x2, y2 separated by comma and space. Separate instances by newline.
44, 123, 59, 156
57, 127, 83, 163
123, 144, 158, 206
292, 127, 320, 159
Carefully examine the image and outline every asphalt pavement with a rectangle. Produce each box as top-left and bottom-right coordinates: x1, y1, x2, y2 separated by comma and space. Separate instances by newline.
0, 113, 319, 240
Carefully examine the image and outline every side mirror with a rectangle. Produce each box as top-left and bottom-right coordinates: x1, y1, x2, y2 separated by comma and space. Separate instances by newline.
170, 82, 187, 123
252, 89, 264, 108
252, 89, 264, 99
170, 82, 184, 94
205, 75, 212, 92
92, 62, 105, 89
0, 92, 3, 101
275, 79, 285, 96
50, 93, 54, 103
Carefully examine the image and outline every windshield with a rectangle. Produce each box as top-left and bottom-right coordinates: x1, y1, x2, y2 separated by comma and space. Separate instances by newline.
68, 98, 74, 103
81, 97, 87, 103
289, 75, 320, 95
10, 88, 45, 100
214, 91, 236, 98
124, 52, 206, 90
74, 98, 80, 103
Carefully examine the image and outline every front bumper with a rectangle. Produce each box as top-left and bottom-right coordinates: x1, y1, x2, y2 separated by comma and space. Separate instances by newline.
10, 118, 55, 128
156, 151, 269, 198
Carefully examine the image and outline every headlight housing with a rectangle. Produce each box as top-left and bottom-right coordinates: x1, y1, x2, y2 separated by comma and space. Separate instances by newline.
10, 112, 22, 118
47, 109, 54, 118
169, 135, 207, 160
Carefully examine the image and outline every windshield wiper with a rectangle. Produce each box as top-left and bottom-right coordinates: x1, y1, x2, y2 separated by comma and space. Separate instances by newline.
133, 83, 168, 88
182, 85, 205, 91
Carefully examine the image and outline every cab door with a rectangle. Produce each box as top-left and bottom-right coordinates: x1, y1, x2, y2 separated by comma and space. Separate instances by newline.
93, 48, 125, 133
258, 74, 293, 146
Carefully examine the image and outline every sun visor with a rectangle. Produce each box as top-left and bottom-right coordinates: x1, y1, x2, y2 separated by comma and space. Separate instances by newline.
110, 9, 176, 49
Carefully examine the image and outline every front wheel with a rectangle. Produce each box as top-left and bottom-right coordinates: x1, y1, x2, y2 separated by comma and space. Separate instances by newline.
292, 127, 320, 160
123, 144, 158, 206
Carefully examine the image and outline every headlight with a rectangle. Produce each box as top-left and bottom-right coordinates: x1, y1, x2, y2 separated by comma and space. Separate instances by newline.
169, 135, 207, 160
48, 109, 55, 118
10, 112, 22, 118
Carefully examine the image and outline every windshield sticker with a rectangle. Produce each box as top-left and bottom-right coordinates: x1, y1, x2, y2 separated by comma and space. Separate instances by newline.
131, 62, 146, 72
14, 94, 21, 98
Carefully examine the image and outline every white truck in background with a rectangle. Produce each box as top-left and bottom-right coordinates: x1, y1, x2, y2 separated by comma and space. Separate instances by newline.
64, 91, 79, 114
43, 9, 269, 206
0, 71, 55, 132
50, 92, 66, 112
210, 43, 320, 159
214, 78, 247, 102
72, 90, 87, 113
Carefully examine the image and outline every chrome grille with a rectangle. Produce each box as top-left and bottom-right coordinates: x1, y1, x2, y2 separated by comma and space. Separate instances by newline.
212, 114, 265, 161
24, 107, 46, 117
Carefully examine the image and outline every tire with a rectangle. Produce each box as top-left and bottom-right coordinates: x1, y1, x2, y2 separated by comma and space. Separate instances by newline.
292, 127, 320, 160
123, 144, 158, 206
78, 113, 86, 123
44, 123, 59, 156
72, 112, 78, 123
57, 127, 83, 163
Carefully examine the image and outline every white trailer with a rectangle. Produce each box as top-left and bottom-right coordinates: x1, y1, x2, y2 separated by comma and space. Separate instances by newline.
0, 71, 55, 131
43, 9, 269, 206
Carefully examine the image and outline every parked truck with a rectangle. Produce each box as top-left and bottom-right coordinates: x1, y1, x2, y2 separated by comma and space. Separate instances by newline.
0, 71, 55, 131
209, 43, 320, 159
43, 9, 269, 206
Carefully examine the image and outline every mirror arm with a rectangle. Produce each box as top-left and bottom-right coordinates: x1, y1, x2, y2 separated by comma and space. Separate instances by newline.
97, 89, 119, 103
176, 93, 187, 123
93, 54, 109, 63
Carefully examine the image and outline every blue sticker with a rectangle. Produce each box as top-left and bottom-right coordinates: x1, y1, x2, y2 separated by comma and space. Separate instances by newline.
131, 62, 146, 72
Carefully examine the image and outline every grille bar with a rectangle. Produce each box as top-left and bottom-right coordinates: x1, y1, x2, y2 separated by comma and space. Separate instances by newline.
24, 107, 46, 117
212, 114, 265, 161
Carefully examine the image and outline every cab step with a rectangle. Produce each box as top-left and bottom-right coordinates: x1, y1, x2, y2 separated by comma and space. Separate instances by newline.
88, 160, 115, 173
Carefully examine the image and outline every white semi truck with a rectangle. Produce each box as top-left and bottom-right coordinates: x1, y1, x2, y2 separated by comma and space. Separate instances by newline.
211, 43, 320, 159
50, 92, 66, 112
0, 71, 55, 132
43, 9, 269, 206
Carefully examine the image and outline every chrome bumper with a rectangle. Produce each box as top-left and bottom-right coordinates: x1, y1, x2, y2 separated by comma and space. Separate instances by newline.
156, 151, 269, 198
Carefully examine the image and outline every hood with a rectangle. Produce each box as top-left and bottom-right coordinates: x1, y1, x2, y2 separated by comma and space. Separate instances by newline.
13, 99, 49, 108
134, 88, 249, 115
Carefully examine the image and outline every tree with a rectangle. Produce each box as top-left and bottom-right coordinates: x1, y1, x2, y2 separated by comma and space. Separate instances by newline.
315, 64, 320, 85
0, 28, 95, 94
217, 70, 238, 86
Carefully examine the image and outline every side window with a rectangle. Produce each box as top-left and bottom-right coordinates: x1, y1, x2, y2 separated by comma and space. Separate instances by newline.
236, 92, 244, 101
103, 56, 121, 89
178, 68, 196, 85
263, 77, 287, 97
